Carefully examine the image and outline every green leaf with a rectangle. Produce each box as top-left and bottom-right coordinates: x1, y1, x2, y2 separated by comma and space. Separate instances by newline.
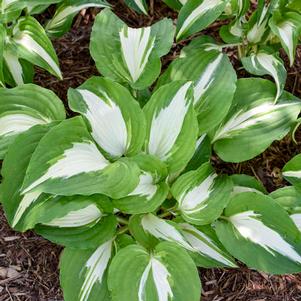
230, 174, 267, 195
60, 238, 114, 301
113, 154, 169, 214
242, 52, 287, 102
12, 16, 62, 79
215, 192, 301, 274
108, 242, 201, 301
143, 81, 198, 174
124, 0, 148, 14
157, 38, 237, 133
269, 11, 301, 66
21, 117, 140, 198
0, 83, 65, 159
171, 163, 233, 225
270, 186, 301, 214
176, 0, 228, 41
68, 76, 146, 159
162, 0, 184, 10
90, 9, 174, 89
184, 134, 211, 172
0, 24, 6, 87
46, 0, 110, 37
36, 214, 117, 249
0, 123, 55, 231
212, 78, 301, 162
219, 18, 245, 44
282, 154, 301, 189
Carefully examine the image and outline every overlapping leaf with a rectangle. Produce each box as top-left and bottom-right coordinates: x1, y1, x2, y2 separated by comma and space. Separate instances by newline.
124, 0, 148, 14
230, 174, 267, 195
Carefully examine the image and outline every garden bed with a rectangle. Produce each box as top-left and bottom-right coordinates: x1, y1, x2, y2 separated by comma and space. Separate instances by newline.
1, 1, 301, 300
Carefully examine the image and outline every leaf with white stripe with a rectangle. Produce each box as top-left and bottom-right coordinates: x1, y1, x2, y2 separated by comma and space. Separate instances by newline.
108, 242, 201, 301
0, 84, 65, 159
90, 9, 174, 89
113, 154, 169, 214
242, 52, 286, 102
68, 77, 146, 159
269, 11, 301, 66
282, 154, 301, 190
171, 163, 233, 225
21, 117, 140, 198
124, 0, 148, 14
0, 24, 6, 87
144, 81, 198, 174
0, 123, 55, 231
230, 174, 267, 196
60, 238, 113, 301
157, 38, 237, 133
46, 0, 110, 37
215, 192, 301, 274
3, 48, 34, 86
212, 78, 301, 162
176, 0, 228, 41
179, 223, 237, 268
12, 16, 62, 79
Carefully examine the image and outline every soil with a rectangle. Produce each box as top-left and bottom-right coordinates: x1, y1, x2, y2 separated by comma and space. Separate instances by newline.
1, 1, 301, 300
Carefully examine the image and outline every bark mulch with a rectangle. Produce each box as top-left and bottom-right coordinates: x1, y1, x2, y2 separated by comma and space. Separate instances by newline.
1, 1, 301, 300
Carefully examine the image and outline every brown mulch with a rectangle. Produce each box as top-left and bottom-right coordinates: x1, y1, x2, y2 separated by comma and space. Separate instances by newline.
1, 1, 301, 300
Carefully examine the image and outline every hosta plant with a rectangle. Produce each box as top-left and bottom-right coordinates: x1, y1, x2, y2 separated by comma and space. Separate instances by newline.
2, 6, 301, 301
0, 0, 109, 86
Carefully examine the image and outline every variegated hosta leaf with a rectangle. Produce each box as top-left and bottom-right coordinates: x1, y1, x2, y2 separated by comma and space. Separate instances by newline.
0, 84, 65, 159
246, 3, 270, 44
269, 11, 301, 66
171, 163, 233, 225
219, 17, 245, 44
282, 154, 301, 190
230, 174, 267, 196
0, 24, 6, 87
3, 48, 34, 86
108, 242, 201, 301
0, 124, 55, 231
21, 117, 140, 198
163, 0, 186, 10
287, 0, 301, 11
11, 16, 62, 79
184, 134, 211, 172
60, 238, 114, 301
68, 77, 146, 159
270, 186, 301, 231
90, 9, 174, 89
226, 0, 249, 17
242, 52, 286, 102
144, 81, 198, 174
215, 192, 301, 274
113, 154, 169, 214
176, 0, 228, 41
270, 186, 301, 214
124, 0, 148, 14
157, 38, 237, 133
212, 78, 301, 163
46, 0, 110, 37
130, 213, 237, 268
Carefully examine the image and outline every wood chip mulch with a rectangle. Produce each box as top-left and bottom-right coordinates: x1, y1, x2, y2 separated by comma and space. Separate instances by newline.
1, 1, 301, 300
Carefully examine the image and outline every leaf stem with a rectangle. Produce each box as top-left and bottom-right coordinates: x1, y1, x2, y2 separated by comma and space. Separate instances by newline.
117, 216, 129, 225
117, 226, 129, 235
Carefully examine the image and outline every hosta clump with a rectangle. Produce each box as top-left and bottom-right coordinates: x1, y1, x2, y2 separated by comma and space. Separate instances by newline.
2, 7, 301, 301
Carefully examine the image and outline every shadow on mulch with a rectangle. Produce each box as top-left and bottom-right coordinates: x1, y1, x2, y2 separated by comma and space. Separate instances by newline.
1, 1, 301, 300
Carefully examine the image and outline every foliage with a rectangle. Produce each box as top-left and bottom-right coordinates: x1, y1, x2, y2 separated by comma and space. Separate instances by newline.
1, 2, 301, 301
